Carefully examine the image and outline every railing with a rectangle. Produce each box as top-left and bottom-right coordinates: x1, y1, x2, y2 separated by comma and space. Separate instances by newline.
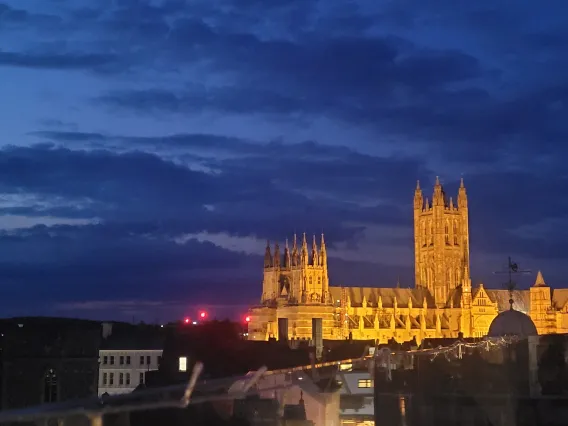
0, 357, 349, 426
0, 363, 274, 426
0, 338, 526, 426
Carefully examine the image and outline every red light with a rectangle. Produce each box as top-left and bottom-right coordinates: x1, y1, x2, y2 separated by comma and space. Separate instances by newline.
199, 311, 206, 319
184, 318, 190, 324
245, 316, 251, 323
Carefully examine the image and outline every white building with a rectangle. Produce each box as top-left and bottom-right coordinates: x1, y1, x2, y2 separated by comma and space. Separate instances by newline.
337, 369, 374, 425
229, 368, 341, 426
98, 323, 164, 396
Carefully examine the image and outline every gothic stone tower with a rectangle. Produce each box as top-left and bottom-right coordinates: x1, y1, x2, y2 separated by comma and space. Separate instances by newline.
261, 233, 330, 305
414, 177, 470, 308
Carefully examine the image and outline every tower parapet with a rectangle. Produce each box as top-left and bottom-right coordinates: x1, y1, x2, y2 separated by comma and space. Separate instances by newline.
414, 177, 471, 308
261, 233, 331, 305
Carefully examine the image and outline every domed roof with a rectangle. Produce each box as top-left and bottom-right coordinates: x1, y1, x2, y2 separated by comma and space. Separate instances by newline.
487, 309, 538, 338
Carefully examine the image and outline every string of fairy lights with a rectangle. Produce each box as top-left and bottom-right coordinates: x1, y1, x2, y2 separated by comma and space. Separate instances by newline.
372, 336, 519, 381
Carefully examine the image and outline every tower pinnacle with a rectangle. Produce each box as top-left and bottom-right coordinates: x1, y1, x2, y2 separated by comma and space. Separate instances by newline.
534, 270, 546, 287
264, 240, 272, 268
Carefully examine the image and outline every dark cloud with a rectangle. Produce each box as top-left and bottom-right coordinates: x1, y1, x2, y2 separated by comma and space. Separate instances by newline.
0, 50, 118, 70
0, 142, 413, 244
0, 222, 262, 318
1, 0, 568, 319
0, 3, 62, 28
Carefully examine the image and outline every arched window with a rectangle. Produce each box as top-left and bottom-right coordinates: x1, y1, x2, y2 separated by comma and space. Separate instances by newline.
444, 221, 449, 244
44, 368, 58, 403
453, 222, 458, 245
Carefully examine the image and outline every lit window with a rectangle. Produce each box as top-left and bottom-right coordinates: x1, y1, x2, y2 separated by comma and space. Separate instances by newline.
357, 379, 373, 388
179, 356, 187, 372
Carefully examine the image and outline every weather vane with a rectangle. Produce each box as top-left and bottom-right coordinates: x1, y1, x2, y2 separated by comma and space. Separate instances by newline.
493, 257, 531, 310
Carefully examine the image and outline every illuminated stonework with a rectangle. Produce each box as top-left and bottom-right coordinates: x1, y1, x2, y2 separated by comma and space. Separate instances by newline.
248, 179, 568, 343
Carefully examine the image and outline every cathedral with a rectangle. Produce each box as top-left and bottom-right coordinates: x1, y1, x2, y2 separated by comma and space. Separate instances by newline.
247, 178, 568, 344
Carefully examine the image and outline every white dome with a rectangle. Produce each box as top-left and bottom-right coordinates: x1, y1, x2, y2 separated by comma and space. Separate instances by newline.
487, 309, 537, 338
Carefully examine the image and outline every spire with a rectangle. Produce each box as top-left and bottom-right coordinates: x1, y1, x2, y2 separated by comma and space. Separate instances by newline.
319, 233, 327, 266
534, 270, 546, 287
283, 239, 290, 268
264, 241, 272, 268
311, 234, 319, 265
458, 176, 467, 209
432, 176, 445, 206
273, 243, 280, 268
291, 233, 299, 266
301, 232, 308, 265
414, 179, 423, 210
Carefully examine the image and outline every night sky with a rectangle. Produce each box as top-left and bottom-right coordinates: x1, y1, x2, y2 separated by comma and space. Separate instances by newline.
0, 0, 567, 322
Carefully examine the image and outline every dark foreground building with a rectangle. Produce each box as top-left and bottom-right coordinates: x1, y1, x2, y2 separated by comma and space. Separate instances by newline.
0, 317, 102, 411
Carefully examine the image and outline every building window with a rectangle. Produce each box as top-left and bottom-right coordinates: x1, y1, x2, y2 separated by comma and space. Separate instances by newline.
126, 356, 131, 365
453, 222, 458, 245
140, 356, 145, 365
357, 379, 373, 388
146, 355, 151, 365
103, 356, 108, 365
139, 372, 144, 384
179, 356, 187, 372
109, 373, 114, 385
119, 373, 124, 385
110, 356, 115, 365
103, 373, 107, 385
44, 369, 58, 403
120, 356, 124, 365
126, 373, 131, 385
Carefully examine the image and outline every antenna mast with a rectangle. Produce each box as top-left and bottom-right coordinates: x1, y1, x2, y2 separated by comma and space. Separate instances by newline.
493, 256, 531, 310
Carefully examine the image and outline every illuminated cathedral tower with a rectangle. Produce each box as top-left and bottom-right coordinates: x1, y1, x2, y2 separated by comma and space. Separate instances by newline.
414, 177, 471, 307
261, 233, 331, 305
